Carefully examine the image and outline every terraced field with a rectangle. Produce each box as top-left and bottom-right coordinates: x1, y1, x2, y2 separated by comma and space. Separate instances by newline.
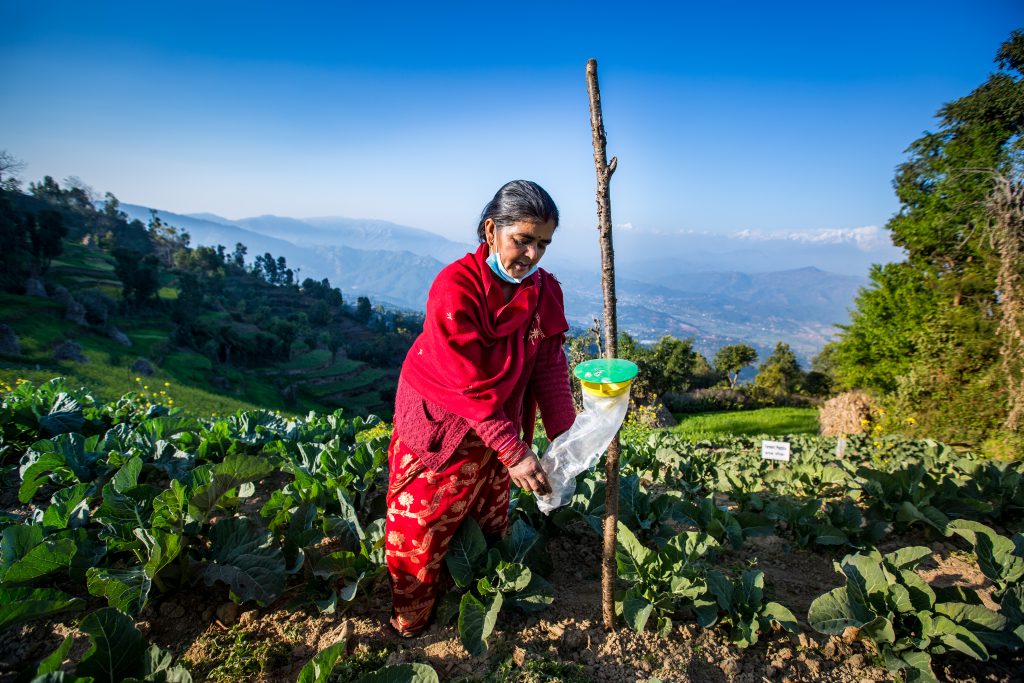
281, 350, 394, 417
1, 243, 400, 419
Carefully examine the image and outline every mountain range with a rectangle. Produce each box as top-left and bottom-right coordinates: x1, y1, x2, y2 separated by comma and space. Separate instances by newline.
119, 203, 898, 363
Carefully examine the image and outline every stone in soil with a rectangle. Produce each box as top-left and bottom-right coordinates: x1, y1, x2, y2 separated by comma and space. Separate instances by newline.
215, 602, 239, 625
159, 602, 186, 620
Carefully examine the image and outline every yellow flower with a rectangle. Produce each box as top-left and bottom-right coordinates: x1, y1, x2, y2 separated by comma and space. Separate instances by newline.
135, 377, 141, 382
164, 382, 170, 387
874, 441, 882, 448
905, 417, 916, 425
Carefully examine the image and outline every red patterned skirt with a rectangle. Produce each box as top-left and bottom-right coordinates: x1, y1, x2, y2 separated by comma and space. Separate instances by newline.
384, 430, 510, 634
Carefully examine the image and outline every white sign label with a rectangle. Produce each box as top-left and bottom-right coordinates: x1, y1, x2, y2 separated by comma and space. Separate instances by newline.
835, 436, 848, 458
761, 440, 791, 462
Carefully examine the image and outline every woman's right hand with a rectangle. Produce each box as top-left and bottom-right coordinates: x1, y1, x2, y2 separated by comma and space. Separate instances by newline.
507, 452, 552, 496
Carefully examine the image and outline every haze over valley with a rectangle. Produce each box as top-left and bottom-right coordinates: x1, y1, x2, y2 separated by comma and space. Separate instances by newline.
119, 203, 902, 362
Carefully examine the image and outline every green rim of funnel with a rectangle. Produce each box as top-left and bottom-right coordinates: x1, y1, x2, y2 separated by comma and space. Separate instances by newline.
573, 358, 639, 384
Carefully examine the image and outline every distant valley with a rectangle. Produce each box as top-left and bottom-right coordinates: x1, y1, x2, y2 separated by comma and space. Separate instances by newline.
120, 204, 887, 363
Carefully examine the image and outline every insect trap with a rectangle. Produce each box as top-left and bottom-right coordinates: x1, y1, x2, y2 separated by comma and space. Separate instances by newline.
537, 358, 638, 513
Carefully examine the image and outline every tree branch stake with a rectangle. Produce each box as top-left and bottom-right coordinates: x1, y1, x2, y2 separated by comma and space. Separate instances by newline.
586, 57, 621, 631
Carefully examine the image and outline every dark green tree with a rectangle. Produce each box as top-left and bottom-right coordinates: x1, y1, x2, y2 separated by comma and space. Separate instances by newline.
232, 242, 247, 269
62, 176, 95, 213
327, 329, 345, 360
172, 271, 204, 324
308, 300, 331, 326
647, 336, 698, 396
833, 263, 937, 393
27, 210, 68, 275
611, 332, 699, 398
269, 317, 298, 359
113, 249, 160, 307
29, 175, 62, 202
0, 195, 28, 290
804, 344, 839, 397
255, 253, 278, 284
103, 192, 127, 221
832, 29, 1024, 443
275, 256, 294, 286
713, 344, 758, 388
688, 351, 724, 390
754, 342, 803, 395
354, 296, 373, 324
147, 211, 190, 266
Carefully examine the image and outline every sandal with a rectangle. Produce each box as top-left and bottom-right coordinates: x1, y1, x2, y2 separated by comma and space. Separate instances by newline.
388, 616, 424, 639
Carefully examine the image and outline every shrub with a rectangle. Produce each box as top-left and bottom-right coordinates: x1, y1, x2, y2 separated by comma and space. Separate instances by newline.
667, 387, 815, 414
666, 388, 763, 414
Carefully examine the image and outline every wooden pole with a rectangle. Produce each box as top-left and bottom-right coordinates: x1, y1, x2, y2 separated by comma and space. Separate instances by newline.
586, 57, 621, 631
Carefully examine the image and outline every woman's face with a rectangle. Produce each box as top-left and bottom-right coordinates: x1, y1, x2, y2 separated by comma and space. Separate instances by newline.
484, 218, 556, 280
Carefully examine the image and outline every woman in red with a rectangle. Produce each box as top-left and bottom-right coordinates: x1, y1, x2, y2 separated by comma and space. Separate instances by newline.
385, 180, 576, 636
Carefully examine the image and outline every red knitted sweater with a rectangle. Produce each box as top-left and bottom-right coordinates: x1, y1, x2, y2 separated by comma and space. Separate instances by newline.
393, 335, 576, 471
393, 247, 576, 471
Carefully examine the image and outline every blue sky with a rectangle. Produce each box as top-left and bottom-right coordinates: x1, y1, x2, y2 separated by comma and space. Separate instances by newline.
1, 1, 1021, 249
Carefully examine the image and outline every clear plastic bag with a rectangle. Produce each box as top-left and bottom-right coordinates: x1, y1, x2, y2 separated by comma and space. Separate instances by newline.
536, 388, 631, 514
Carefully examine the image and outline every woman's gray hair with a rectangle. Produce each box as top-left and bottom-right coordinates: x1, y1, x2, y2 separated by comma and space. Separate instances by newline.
476, 180, 559, 242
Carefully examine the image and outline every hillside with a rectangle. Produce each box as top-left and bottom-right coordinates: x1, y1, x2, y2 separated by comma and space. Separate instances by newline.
556, 267, 862, 361
0, 190, 412, 418
120, 203, 869, 362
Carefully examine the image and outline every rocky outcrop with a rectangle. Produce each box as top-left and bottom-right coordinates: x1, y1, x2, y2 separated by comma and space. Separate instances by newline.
53, 340, 87, 363
25, 278, 47, 297
65, 299, 87, 325
210, 376, 232, 391
76, 290, 113, 326
107, 327, 132, 347
0, 324, 20, 356
50, 286, 88, 326
51, 285, 71, 305
131, 358, 155, 376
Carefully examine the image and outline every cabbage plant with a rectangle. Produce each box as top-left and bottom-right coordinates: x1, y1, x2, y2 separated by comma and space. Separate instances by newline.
809, 547, 1007, 682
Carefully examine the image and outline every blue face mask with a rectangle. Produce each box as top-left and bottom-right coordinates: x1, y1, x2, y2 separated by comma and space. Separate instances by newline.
487, 250, 538, 284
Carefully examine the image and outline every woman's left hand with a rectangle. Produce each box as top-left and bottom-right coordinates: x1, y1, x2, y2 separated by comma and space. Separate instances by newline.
507, 453, 552, 495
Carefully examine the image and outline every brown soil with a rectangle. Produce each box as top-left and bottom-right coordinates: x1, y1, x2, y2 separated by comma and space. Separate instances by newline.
4, 523, 1023, 683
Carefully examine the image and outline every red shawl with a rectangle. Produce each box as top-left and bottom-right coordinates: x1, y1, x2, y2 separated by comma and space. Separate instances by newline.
401, 243, 568, 422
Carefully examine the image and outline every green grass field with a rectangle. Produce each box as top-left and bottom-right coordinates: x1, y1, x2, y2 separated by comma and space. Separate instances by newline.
671, 407, 819, 440
303, 357, 365, 378
0, 289, 286, 417
0, 358, 265, 417
49, 243, 116, 274
300, 369, 387, 398
280, 349, 333, 371
0, 238, 399, 420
